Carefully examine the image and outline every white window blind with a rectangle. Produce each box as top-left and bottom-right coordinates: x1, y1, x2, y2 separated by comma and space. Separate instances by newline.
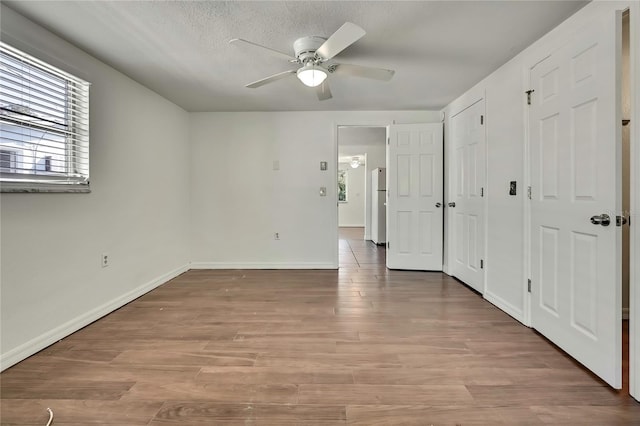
0, 42, 90, 192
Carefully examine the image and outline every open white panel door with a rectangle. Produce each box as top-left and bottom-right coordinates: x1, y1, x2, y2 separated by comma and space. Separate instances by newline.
387, 123, 443, 270
530, 11, 622, 389
449, 100, 486, 293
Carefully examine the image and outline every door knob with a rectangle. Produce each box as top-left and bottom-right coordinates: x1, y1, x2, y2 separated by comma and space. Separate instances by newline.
448, 202, 456, 208
590, 214, 611, 226
435, 202, 442, 208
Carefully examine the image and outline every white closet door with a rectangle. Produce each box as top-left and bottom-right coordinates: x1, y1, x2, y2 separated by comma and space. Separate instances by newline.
530, 11, 622, 389
449, 99, 486, 293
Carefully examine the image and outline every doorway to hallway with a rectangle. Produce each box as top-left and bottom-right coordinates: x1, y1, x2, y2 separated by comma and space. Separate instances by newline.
339, 227, 385, 269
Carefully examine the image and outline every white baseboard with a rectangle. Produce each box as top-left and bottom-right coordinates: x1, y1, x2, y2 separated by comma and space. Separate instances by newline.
623, 307, 629, 320
0, 263, 189, 372
484, 290, 527, 326
190, 262, 337, 270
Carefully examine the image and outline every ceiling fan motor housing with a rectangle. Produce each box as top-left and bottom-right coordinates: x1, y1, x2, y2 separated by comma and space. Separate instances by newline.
293, 36, 326, 64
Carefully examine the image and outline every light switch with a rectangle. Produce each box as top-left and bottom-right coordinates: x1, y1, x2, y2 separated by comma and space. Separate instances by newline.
319, 187, 327, 196
320, 161, 327, 171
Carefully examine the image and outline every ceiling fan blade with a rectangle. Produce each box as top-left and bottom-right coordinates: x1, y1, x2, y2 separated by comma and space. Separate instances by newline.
316, 22, 366, 61
316, 81, 332, 101
229, 38, 296, 61
333, 63, 395, 81
246, 70, 296, 88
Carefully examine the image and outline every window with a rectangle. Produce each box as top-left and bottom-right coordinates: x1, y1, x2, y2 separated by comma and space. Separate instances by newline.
0, 149, 16, 172
0, 42, 90, 192
43, 155, 52, 172
338, 169, 347, 202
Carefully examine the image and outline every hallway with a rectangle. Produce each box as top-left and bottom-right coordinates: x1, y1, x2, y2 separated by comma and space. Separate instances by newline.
339, 227, 385, 269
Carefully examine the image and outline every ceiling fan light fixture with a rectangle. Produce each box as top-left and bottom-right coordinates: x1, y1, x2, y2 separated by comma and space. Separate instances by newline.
297, 64, 327, 87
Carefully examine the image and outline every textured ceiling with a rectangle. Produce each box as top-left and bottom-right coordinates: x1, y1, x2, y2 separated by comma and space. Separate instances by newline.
4, 1, 588, 112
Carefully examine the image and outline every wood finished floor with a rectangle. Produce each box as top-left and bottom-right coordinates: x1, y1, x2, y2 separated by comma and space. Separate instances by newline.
1, 227, 638, 425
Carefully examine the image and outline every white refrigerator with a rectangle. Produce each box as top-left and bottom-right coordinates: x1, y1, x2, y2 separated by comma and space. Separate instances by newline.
371, 168, 386, 245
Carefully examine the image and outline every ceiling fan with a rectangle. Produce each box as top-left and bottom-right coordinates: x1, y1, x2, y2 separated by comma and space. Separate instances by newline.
229, 22, 395, 101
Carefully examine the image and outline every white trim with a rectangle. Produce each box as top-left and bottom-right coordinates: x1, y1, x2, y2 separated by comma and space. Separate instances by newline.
443, 95, 487, 293
333, 121, 340, 268
522, 60, 533, 328
0, 263, 189, 372
630, 0, 639, 402
190, 262, 338, 270
338, 223, 365, 228
443, 92, 485, 277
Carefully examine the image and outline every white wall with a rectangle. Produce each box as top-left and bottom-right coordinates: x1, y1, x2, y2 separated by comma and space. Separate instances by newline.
338, 162, 366, 227
0, 6, 191, 370
189, 111, 439, 268
445, 67, 526, 322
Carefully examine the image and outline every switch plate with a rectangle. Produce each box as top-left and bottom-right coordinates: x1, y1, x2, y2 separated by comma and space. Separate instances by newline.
320, 161, 327, 171
319, 187, 327, 196
273, 160, 280, 171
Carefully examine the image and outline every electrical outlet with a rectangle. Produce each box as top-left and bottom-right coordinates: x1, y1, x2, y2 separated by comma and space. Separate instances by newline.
102, 253, 110, 268
274, 232, 280, 240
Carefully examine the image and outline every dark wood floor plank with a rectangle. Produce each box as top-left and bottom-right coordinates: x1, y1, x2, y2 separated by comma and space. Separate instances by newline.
297, 384, 474, 405
0, 380, 134, 400
466, 385, 630, 406
120, 382, 298, 404
1, 228, 638, 424
0, 399, 163, 425
196, 366, 354, 385
530, 405, 640, 424
346, 404, 511, 425
110, 350, 257, 367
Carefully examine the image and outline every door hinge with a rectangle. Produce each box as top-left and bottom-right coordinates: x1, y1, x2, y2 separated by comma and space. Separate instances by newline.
480, 259, 484, 269
480, 115, 484, 125
525, 89, 535, 105
387, 137, 390, 145
481, 187, 484, 197
527, 186, 532, 200
527, 279, 532, 293
387, 242, 390, 250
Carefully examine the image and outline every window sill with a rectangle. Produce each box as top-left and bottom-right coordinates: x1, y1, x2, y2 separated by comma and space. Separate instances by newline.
1, 182, 91, 193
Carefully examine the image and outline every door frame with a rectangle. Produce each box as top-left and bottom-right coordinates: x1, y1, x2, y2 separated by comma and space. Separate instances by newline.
630, 0, 639, 401
333, 121, 392, 267
443, 94, 488, 294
